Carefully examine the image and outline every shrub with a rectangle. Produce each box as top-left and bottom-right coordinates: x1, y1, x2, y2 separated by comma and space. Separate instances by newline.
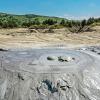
60, 19, 66, 26
29, 24, 48, 29
42, 19, 57, 25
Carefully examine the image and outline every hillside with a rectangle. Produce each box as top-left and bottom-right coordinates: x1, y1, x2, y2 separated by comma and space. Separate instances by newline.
0, 12, 100, 34
0, 12, 65, 23
0, 12, 63, 19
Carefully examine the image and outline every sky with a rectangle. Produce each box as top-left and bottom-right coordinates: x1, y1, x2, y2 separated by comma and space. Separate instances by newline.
0, 0, 100, 19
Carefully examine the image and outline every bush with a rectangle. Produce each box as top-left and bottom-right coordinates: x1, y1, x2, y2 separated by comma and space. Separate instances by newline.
60, 19, 66, 26
29, 24, 48, 29
49, 25, 64, 29
42, 19, 57, 25
87, 17, 95, 25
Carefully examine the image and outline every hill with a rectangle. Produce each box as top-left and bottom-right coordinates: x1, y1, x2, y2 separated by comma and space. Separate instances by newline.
0, 12, 65, 23
0, 12, 100, 33
0, 12, 68, 29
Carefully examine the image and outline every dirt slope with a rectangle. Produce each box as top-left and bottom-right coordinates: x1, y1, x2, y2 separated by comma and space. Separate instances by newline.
0, 26, 100, 49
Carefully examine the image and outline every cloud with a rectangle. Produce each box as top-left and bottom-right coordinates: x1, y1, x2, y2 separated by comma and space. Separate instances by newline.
59, 14, 89, 20
59, 14, 100, 20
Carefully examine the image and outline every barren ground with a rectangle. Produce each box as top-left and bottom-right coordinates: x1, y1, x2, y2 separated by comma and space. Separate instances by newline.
0, 26, 100, 49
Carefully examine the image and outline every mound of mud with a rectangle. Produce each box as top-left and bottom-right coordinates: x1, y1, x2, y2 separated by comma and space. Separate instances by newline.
0, 47, 100, 100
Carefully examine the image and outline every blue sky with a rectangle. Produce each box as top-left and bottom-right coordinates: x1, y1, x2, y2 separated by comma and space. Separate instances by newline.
0, 0, 100, 19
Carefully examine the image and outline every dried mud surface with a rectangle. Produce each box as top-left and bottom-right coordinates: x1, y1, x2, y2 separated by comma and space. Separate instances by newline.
0, 46, 100, 100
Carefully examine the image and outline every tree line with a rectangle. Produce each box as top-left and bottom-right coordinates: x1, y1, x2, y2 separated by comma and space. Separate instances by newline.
0, 14, 100, 29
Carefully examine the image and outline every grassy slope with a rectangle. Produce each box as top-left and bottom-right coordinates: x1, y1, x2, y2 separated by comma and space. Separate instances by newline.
0, 12, 66, 22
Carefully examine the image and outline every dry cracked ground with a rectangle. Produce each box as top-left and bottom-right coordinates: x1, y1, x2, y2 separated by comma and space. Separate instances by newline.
0, 26, 100, 100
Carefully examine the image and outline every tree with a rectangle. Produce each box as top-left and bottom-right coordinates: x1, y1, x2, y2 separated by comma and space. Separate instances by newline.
43, 19, 57, 25
60, 19, 66, 26
7, 17, 19, 28
81, 19, 87, 28
87, 17, 95, 25
33, 18, 40, 25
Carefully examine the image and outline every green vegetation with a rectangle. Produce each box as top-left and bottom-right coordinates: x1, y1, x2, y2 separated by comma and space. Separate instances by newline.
0, 13, 65, 28
43, 19, 57, 25
0, 13, 100, 33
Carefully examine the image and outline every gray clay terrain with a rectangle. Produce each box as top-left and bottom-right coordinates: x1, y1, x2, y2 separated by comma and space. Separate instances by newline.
0, 46, 100, 100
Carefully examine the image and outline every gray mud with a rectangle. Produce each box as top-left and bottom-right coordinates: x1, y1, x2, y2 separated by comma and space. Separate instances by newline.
0, 47, 100, 100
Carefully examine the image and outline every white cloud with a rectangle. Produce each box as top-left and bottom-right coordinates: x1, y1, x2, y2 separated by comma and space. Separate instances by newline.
59, 14, 89, 20
59, 14, 100, 20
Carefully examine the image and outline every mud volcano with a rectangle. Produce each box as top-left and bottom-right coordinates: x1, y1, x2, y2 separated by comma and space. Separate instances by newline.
0, 48, 100, 100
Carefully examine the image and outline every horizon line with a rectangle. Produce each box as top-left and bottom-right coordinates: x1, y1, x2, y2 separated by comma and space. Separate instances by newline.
0, 11, 100, 20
